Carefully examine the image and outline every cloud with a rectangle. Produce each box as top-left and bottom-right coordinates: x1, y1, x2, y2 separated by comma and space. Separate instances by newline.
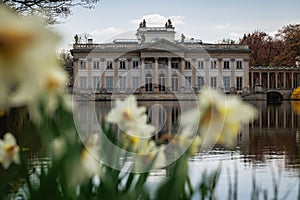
90, 27, 124, 37
131, 14, 185, 27
216, 23, 230, 29
89, 27, 125, 42
229, 32, 242, 38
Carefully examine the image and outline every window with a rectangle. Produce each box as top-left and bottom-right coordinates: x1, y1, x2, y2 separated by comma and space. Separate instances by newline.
171, 61, 179, 69
210, 77, 217, 89
79, 60, 86, 69
185, 76, 192, 91
210, 60, 217, 69
158, 63, 166, 69
132, 60, 139, 69
236, 61, 243, 69
158, 74, 166, 91
172, 74, 179, 91
106, 76, 113, 92
119, 60, 126, 69
132, 76, 139, 91
197, 76, 204, 89
223, 61, 230, 69
145, 61, 152, 69
145, 74, 153, 92
93, 76, 99, 92
119, 76, 126, 92
79, 76, 87, 91
198, 61, 204, 69
185, 61, 191, 69
237, 77, 243, 91
93, 60, 100, 69
223, 76, 230, 92
106, 61, 113, 69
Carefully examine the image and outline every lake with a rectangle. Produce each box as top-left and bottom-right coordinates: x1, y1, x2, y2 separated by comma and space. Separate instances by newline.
72, 100, 300, 199
1, 100, 300, 199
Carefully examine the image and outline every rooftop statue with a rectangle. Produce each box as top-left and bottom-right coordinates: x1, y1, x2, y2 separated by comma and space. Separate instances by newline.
139, 19, 147, 28
181, 33, 185, 43
74, 34, 78, 44
165, 19, 173, 28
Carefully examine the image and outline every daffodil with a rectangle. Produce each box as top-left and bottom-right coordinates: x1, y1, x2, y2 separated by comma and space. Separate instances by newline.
0, 6, 68, 120
196, 87, 257, 148
106, 95, 156, 138
132, 139, 166, 172
28, 67, 69, 121
69, 133, 101, 185
0, 132, 20, 169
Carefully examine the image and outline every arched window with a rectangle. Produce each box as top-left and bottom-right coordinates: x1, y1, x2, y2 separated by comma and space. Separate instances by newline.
172, 74, 179, 92
158, 74, 166, 91
145, 74, 153, 92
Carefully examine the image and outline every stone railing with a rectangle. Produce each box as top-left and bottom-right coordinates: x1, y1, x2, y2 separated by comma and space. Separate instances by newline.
73, 43, 139, 49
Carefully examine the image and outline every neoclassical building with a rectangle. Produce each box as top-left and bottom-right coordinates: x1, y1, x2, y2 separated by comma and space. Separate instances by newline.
71, 20, 251, 99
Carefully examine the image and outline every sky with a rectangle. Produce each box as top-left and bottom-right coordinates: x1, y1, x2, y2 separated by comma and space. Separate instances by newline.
52, 0, 300, 51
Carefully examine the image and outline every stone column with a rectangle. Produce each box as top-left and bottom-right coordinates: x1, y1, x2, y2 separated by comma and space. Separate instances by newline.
259, 72, 262, 85
283, 72, 286, 89
244, 58, 250, 91
113, 59, 118, 92
73, 58, 79, 91
87, 58, 92, 92
100, 58, 105, 92
192, 59, 197, 91
127, 59, 132, 92
292, 72, 294, 88
217, 58, 222, 89
267, 72, 270, 89
275, 71, 278, 89
251, 72, 254, 91
205, 58, 210, 85
154, 57, 159, 93
140, 58, 145, 93
167, 57, 172, 93
230, 58, 235, 89
180, 59, 185, 93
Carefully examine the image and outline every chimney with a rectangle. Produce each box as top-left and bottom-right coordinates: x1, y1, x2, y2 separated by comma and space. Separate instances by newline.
88, 38, 93, 44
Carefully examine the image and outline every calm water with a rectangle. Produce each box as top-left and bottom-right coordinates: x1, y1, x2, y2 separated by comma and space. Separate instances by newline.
71, 100, 300, 199
2, 100, 300, 199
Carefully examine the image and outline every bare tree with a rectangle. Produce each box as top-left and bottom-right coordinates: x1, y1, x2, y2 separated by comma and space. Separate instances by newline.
1, 0, 100, 23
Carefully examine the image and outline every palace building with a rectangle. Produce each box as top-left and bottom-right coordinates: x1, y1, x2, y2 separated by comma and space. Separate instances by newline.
71, 19, 251, 99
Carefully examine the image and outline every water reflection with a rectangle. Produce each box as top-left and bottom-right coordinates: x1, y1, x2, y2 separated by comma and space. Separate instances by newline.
2, 100, 300, 198
72, 100, 300, 169
239, 101, 300, 171
73, 100, 197, 142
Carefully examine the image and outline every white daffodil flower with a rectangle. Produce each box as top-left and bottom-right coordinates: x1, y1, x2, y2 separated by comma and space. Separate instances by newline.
197, 87, 257, 148
132, 139, 166, 171
0, 133, 20, 169
0, 6, 68, 119
106, 95, 156, 138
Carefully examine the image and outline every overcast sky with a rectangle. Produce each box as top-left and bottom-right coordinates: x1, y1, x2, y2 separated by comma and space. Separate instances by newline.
52, 0, 300, 50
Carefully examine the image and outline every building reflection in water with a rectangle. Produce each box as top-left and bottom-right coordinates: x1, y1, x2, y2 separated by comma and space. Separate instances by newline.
239, 101, 300, 170
73, 100, 300, 170
73, 100, 197, 142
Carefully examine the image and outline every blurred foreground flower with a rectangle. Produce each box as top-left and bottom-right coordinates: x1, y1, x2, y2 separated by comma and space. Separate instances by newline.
0, 132, 20, 169
70, 133, 101, 185
195, 87, 257, 148
181, 87, 257, 149
106, 95, 156, 138
0, 6, 69, 120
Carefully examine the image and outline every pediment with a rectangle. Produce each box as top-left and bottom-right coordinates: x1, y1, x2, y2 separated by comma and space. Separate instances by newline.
142, 39, 186, 52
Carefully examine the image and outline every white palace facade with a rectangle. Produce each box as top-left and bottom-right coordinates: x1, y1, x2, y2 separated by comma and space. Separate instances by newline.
71, 20, 251, 99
